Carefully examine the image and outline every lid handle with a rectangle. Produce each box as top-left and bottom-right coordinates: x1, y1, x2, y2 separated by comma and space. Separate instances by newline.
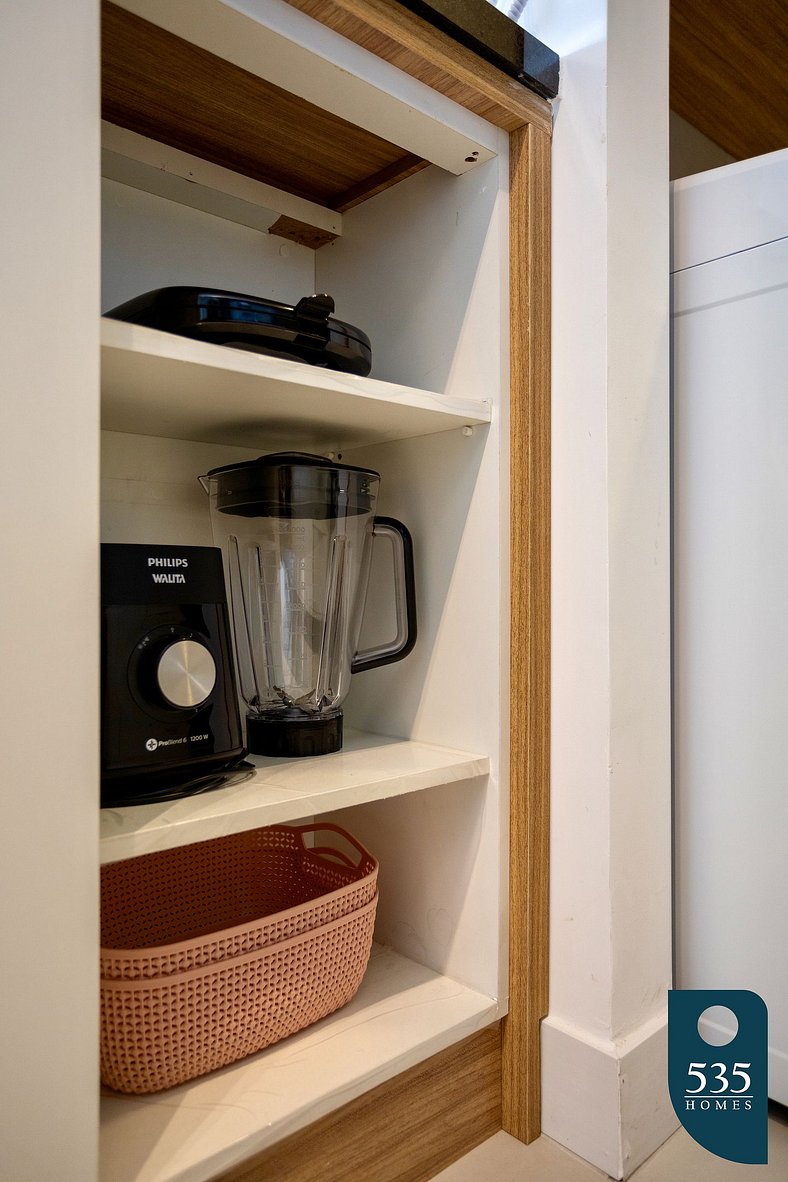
295, 293, 335, 328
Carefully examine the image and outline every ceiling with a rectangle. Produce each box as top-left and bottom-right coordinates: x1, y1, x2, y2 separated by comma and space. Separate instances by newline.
671, 0, 788, 160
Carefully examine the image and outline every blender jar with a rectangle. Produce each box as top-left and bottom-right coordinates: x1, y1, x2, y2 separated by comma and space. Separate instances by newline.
201, 452, 416, 756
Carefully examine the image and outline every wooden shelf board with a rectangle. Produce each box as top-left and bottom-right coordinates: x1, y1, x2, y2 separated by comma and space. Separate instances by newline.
100, 318, 491, 450
102, 1, 415, 211
103, 0, 496, 218
100, 729, 490, 864
99, 944, 499, 1182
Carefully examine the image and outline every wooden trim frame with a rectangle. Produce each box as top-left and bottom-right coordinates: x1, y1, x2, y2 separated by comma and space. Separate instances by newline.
285, 0, 552, 134
216, 1029, 502, 1182
217, 2, 552, 1176
504, 119, 551, 1144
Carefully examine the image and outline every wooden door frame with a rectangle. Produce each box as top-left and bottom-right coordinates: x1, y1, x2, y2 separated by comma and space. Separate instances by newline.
220, 2, 551, 1177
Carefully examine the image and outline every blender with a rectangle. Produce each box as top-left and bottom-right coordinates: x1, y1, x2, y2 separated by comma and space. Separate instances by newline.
201, 452, 416, 756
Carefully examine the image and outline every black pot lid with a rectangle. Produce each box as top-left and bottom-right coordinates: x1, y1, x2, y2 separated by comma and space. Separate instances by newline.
105, 287, 371, 350
105, 287, 373, 377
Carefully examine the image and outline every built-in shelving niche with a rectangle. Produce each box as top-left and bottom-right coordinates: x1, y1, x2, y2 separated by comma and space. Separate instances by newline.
98, 3, 509, 1179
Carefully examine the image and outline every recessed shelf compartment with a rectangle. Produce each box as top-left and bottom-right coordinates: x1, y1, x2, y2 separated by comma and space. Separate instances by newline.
100, 318, 492, 450
100, 729, 490, 864
99, 942, 499, 1182
95, 13, 508, 1182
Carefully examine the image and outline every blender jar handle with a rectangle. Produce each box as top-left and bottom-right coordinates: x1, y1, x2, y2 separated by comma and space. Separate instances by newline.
351, 517, 417, 673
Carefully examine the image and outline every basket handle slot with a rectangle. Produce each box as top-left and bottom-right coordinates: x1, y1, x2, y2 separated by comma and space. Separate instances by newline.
309, 846, 357, 868
289, 822, 375, 871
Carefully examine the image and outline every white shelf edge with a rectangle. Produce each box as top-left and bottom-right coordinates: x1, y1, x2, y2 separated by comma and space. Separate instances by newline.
102, 122, 342, 240
100, 318, 492, 451
113, 0, 498, 175
100, 729, 490, 864
99, 944, 499, 1182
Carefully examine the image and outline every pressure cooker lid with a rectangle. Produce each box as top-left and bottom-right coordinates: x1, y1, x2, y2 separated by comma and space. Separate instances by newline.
204, 452, 380, 519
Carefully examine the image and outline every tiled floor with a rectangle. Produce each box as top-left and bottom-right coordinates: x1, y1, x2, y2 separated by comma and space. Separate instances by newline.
432, 1107, 788, 1181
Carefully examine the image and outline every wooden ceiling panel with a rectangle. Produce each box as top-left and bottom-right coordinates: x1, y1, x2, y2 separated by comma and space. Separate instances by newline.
102, 1, 423, 210
671, 0, 788, 160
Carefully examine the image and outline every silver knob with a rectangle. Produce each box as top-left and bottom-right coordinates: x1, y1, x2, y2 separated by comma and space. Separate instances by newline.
156, 639, 216, 709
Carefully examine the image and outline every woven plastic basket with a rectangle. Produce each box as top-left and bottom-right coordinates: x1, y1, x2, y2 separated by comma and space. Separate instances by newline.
100, 823, 378, 1094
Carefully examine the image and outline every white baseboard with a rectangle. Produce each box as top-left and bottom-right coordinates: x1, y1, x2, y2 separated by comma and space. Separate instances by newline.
541, 1011, 679, 1178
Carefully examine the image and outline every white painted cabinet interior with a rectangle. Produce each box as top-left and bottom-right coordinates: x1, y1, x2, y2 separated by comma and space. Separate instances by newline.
673, 149, 788, 1105
93, 4, 512, 1180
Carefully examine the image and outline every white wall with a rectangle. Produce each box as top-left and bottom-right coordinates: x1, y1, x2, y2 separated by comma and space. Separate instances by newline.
669, 112, 735, 180
101, 178, 315, 313
519, 1, 676, 1175
0, 3, 100, 1179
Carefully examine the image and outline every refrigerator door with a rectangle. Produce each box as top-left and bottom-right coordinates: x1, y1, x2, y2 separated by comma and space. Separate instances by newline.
673, 179, 788, 1104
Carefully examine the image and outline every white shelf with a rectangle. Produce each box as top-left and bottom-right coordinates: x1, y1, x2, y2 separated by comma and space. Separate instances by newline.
100, 318, 491, 450
100, 729, 489, 864
100, 943, 499, 1182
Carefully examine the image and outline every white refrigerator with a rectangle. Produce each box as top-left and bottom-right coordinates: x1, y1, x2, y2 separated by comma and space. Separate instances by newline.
673, 148, 788, 1104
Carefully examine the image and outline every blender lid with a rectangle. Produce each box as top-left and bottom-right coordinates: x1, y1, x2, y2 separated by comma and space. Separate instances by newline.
205, 452, 380, 480
203, 452, 380, 519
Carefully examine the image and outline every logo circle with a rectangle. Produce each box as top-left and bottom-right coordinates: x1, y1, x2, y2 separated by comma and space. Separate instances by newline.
145, 737, 158, 752
698, 1004, 739, 1046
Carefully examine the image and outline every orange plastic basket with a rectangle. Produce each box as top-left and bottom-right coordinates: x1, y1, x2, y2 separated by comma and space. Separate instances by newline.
100, 823, 378, 1094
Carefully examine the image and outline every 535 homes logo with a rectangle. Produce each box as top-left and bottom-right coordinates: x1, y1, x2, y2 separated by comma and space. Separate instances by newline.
668, 990, 768, 1164
684, 1060, 753, 1111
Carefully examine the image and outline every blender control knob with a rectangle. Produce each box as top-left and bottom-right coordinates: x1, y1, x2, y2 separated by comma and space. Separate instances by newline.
156, 639, 216, 709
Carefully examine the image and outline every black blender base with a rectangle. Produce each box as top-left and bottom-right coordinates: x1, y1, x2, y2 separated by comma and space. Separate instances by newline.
247, 711, 343, 757
100, 756, 253, 808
